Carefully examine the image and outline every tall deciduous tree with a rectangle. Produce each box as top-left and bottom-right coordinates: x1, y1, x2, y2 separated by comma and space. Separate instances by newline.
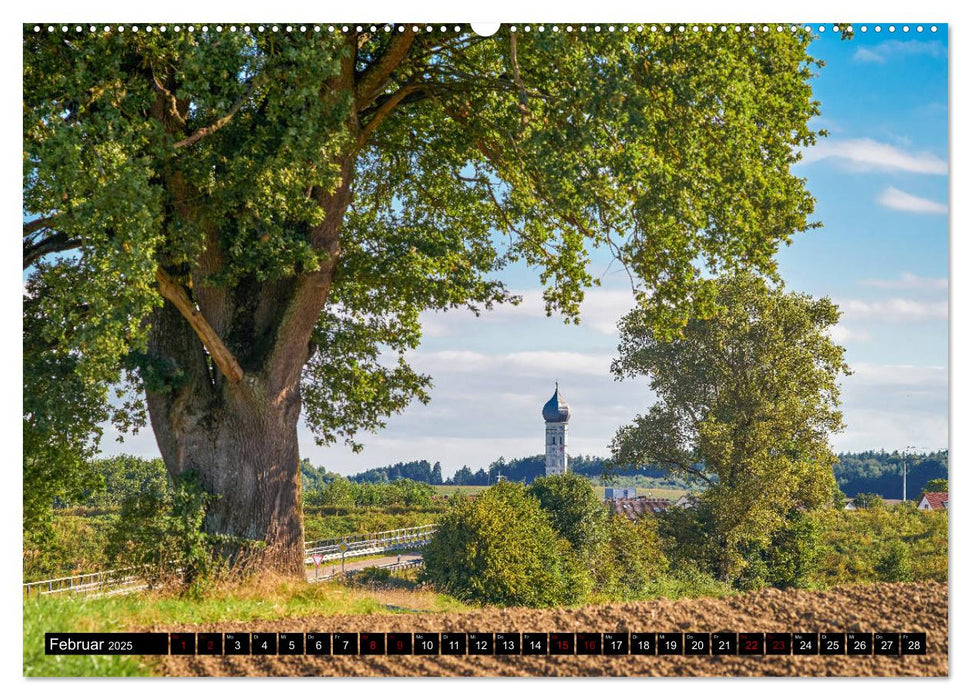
610, 272, 849, 582
24, 25, 822, 573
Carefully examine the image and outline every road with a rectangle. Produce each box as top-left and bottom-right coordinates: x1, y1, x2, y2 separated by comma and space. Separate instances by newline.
306, 552, 423, 582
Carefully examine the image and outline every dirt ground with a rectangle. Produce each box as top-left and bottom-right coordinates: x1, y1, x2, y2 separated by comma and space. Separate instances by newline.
156, 581, 947, 677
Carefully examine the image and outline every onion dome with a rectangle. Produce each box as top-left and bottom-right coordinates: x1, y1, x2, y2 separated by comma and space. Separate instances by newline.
542, 383, 571, 423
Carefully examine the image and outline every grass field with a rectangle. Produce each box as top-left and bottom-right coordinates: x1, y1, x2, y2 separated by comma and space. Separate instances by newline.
24, 575, 470, 677
431, 485, 489, 496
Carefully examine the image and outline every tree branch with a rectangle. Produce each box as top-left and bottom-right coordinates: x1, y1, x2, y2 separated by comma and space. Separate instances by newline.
174, 76, 262, 149
155, 267, 244, 384
23, 230, 81, 269
150, 72, 187, 129
23, 216, 55, 238
358, 83, 422, 145
355, 31, 416, 108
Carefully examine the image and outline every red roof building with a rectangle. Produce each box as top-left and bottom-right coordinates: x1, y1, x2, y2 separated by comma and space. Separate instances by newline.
917, 492, 948, 511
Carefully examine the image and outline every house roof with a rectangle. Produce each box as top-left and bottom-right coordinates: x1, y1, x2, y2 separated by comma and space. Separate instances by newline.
920, 491, 948, 509
610, 497, 672, 520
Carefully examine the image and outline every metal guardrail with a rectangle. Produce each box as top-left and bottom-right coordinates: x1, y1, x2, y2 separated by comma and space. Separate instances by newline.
24, 524, 438, 598
311, 556, 425, 583
22, 567, 144, 597
303, 524, 437, 565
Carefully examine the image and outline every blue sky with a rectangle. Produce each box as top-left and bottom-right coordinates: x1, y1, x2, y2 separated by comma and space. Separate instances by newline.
102, 27, 950, 476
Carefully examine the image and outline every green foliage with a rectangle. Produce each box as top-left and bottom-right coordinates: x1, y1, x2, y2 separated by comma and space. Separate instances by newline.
738, 512, 823, 590
528, 472, 609, 555
875, 540, 913, 583
23, 514, 115, 580
922, 478, 948, 494
24, 26, 826, 512
852, 492, 884, 510
423, 482, 589, 607
22, 287, 114, 528
611, 271, 849, 582
300, 459, 342, 492
810, 504, 946, 586
426, 476, 675, 605
306, 475, 358, 509
104, 471, 262, 593
305, 477, 434, 509
81, 455, 171, 508
589, 515, 669, 601
835, 450, 947, 499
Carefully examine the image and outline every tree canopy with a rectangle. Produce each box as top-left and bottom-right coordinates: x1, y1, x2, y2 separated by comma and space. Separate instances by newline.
24, 25, 824, 564
610, 271, 850, 581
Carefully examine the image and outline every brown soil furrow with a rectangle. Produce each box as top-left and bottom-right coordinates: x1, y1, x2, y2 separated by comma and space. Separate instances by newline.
156, 582, 947, 677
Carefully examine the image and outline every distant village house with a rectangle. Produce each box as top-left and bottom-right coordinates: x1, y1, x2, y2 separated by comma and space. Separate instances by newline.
917, 492, 948, 511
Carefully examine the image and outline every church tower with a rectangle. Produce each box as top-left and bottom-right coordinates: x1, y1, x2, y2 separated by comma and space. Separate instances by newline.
542, 383, 570, 475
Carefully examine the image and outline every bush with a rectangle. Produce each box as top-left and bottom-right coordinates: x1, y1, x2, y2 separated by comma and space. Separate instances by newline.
305, 477, 434, 509
589, 515, 669, 600
809, 505, 946, 586
528, 472, 609, 556
423, 482, 589, 607
852, 492, 884, 510
104, 471, 263, 594
23, 514, 114, 580
875, 540, 913, 583
737, 512, 823, 590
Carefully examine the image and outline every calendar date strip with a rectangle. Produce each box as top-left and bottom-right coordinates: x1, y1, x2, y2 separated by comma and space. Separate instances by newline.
45, 631, 928, 656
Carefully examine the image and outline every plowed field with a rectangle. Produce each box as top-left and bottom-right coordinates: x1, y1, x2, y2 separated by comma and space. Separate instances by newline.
157, 581, 947, 677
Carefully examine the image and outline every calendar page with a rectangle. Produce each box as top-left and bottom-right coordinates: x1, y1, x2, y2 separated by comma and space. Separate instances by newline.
22, 18, 949, 680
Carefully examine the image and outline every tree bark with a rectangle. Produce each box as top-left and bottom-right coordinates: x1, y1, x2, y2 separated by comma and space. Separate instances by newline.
144, 146, 356, 577
141, 33, 381, 577
145, 300, 306, 575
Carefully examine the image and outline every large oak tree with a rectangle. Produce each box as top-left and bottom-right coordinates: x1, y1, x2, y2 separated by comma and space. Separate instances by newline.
24, 24, 823, 574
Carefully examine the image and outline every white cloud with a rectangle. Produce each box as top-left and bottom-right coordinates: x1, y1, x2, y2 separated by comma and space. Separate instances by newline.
799, 138, 947, 175
860, 272, 948, 291
419, 287, 637, 338
878, 186, 948, 214
838, 297, 948, 323
853, 40, 945, 64
827, 325, 871, 343
835, 363, 948, 452
412, 349, 613, 377
847, 363, 947, 388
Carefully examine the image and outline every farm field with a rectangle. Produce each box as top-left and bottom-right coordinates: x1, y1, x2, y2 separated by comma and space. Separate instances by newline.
431, 485, 488, 496
432, 484, 690, 501
145, 582, 945, 677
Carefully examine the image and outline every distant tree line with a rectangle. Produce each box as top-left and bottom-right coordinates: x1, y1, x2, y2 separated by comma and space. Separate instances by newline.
56, 449, 948, 512
834, 450, 948, 500
312, 450, 950, 498
347, 459, 444, 485
352, 454, 693, 487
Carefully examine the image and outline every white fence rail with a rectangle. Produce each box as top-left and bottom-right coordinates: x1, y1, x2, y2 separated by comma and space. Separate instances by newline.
24, 524, 438, 598
22, 567, 145, 597
303, 525, 437, 564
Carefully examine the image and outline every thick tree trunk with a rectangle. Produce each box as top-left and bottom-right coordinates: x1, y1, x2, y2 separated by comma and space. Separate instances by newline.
145, 299, 306, 575
136, 32, 399, 578
145, 148, 355, 577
